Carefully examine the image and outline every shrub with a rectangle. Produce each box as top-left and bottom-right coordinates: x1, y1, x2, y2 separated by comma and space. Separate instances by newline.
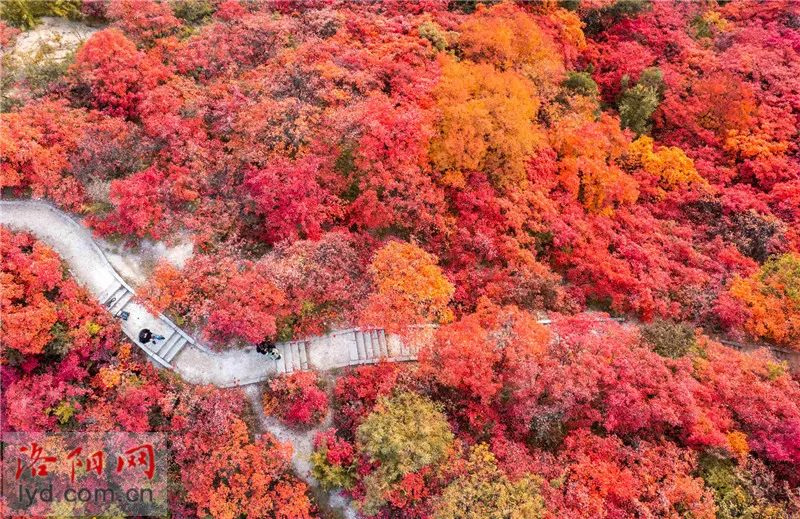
718, 211, 782, 263
333, 363, 401, 434
640, 319, 697, 358
310, 428, 357, 490
698, 454, 798, 518
263, 371, 328, 426
106, 0, 181, 45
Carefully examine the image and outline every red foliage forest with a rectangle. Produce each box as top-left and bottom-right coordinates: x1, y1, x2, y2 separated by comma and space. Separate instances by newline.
2, 0, 800, 516
0, 228, 313, 517
3, 0, 798, 347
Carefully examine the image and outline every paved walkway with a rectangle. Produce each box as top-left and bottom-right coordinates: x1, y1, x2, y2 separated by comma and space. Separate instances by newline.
6, 199, 791, 388
0, 200, 428, 387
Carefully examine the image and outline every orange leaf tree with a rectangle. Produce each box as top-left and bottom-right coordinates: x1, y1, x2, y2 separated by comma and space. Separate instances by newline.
362, 241, 454, 333
728, 253, 800, 348
550, 113, 639, 215
457, 2, 564, 90
430, 56, 543, 190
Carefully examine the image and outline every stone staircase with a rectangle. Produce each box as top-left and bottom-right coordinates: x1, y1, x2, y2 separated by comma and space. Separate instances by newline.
100, 280, 191, 367
151, 328, 192, 365
349, 328, 387, 364
346, 328, 414, 365
274, 340, 312, 374
100, 282, 135, 319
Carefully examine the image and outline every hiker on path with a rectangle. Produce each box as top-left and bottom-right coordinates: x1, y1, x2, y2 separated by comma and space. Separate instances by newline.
257, 339, 281, 360
139, 328, 165, 345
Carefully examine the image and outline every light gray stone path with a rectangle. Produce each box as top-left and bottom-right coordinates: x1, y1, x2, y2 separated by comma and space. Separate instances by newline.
3, 200, 698, 387
0, 199, 429, 387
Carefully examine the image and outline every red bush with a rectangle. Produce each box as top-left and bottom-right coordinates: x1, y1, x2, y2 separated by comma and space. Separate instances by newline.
333, 363, 401, 434
313, 428, 355, 467
264, 372, 328, 426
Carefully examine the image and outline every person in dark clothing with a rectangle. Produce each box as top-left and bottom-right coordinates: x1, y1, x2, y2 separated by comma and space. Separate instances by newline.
256, 339, 281, 360
139, 328, 153, 344
138, 328, 165, 345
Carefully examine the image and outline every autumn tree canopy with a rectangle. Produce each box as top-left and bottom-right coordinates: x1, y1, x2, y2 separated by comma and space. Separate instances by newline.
3, 0, 800, 516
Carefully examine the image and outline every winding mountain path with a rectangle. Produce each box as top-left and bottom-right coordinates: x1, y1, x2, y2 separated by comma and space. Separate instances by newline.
0, 199, 424, 388
5, 199, 793, 388
5, 198, 796, 519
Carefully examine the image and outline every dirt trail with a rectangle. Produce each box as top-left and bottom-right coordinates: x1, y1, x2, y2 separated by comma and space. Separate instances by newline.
244, 385, 357, 519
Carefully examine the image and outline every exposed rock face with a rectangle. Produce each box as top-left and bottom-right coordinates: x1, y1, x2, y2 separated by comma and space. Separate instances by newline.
7, 16, 96, 63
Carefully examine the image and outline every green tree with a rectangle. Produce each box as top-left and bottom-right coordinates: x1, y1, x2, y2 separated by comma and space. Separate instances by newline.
584, 0, 652, 35
418, 20, 450, 52
170, 0, 214, 25
561, 71, 599, 98
356, 391, 454, 515
1, 0, 80, 29
618, 67, 664, 135
434, 444, 545, 519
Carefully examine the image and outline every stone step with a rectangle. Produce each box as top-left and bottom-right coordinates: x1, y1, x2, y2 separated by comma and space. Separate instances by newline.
377, 329, 388, 357
103, 284, 127, 307
348, 333, 359, 362
289, 342, 299, 372
356, 331, 367, 361
108, 290, 134, 315
295, 342, 306, 370
156, 332, 181, 356
364, 332, 374, 361
281, 344, 292, 373
163, 336, 187, 363
366, 330, 376, 358
360, 331, 369, 360
275, 353, 286, 374
100, 282, 123, 305
299, 341, 309, 369
374, 330, 384, 358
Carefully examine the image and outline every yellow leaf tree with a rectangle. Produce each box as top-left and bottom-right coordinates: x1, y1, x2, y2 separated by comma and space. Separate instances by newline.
627, 136, 706, 197
356, 391, 454, 515
433, 444, 545, 519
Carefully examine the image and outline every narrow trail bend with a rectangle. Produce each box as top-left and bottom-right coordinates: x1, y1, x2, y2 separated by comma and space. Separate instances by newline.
0, 199, 422, 388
